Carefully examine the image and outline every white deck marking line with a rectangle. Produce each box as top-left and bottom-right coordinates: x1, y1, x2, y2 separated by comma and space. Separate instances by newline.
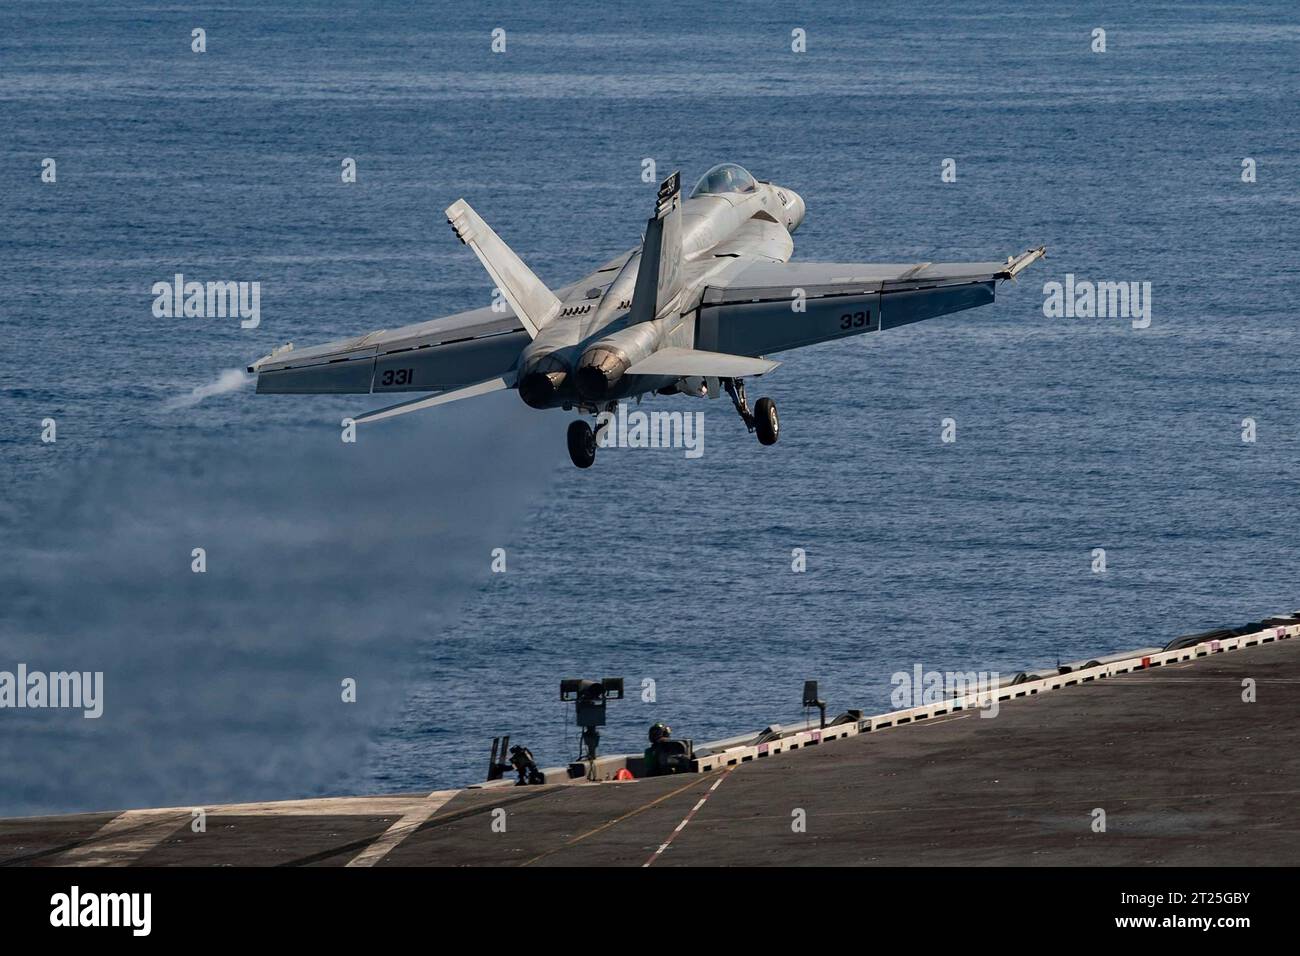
519, 776, 704, 867
644, 768, 733, 867
54, 809, 192, 867
50, 794, 443, 867
346, 790, 459, 867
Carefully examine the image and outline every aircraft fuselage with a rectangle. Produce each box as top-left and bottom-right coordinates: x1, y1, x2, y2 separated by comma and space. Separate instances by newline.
516, 178, 805, 411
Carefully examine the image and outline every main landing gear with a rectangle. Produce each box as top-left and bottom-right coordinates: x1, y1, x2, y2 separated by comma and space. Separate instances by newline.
565, 384, 778, 468
566, 403, 616, 469
567, 420, 596, 469
725, 377, 779, 446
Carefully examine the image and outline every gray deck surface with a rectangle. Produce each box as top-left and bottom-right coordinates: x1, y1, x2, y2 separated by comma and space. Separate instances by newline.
3, 638, 1295, 867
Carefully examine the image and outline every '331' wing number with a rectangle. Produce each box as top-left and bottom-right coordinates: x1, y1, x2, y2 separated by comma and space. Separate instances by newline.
839, 311, 869, 330
380, 368, 413, 386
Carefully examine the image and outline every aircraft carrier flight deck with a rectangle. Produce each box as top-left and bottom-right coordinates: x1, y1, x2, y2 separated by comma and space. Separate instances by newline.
3, 619, 1296, 868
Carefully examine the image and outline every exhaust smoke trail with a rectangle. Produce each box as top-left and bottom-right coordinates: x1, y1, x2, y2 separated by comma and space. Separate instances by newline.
0, 391, 560, 817
163, 369, 252, 410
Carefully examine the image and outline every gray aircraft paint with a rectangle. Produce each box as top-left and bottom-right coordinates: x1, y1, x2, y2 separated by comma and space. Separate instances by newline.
248, 163, 1043, 425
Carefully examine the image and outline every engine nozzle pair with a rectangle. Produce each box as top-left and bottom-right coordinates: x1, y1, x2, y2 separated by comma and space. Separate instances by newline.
517, 345, 633, 408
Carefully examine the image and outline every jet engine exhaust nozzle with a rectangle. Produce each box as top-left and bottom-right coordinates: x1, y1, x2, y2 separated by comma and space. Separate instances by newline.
575, 347, 629, 400
518, 369, 567, 409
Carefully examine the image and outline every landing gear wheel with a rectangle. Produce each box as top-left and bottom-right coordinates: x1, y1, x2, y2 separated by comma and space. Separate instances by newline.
567, 419, 596, 469
754, 397, 779, 445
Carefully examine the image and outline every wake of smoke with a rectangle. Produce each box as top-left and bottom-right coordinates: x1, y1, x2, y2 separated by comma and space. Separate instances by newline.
0, 390, 559, 817
163, 369, 252, 410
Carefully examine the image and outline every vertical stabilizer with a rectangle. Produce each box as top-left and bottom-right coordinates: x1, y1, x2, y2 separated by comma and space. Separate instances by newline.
445, 199, 561, 339
628, 172, 684, 324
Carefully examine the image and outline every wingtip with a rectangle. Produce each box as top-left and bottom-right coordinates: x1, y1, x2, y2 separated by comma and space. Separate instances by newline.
445, 199, 474, 244
247, 342, 294, 373
1000, 245, 1047, 281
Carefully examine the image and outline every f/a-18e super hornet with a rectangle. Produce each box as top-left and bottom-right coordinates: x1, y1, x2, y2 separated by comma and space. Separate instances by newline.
248, 164, 1044, 467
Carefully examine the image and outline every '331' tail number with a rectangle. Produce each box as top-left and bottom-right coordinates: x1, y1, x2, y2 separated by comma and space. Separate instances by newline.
380, 368, 414, 387
839, 310, 870, 330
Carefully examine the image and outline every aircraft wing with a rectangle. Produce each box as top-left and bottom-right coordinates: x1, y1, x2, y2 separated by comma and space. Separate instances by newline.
694, 247, 1045, 357
247, 305, 530, 395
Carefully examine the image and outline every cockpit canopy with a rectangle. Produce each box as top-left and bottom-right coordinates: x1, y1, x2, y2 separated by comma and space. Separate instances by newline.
689, 163, 758, 198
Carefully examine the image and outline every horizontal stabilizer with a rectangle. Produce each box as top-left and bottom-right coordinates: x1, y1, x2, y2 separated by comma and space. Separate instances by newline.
445, 199, 560, 339
354, 374, 515, 424
625, 347, 779, 379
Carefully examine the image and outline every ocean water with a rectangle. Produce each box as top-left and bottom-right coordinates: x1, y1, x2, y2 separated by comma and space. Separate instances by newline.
1, 1, 1297, 815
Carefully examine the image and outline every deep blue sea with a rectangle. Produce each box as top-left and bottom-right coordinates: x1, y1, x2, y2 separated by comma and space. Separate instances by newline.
1, 1, 1297, 816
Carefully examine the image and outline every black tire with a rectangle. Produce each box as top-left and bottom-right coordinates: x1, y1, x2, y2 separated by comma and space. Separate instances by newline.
566, 419, 596, 469
754, 397, 779, 445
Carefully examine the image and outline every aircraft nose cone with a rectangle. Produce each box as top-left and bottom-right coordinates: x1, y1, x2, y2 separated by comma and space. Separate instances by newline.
575, 347, 628, 400
786, 190, 806, 233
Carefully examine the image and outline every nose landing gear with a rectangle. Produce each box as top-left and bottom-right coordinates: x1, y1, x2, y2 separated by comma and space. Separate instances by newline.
724, 378, 780, 446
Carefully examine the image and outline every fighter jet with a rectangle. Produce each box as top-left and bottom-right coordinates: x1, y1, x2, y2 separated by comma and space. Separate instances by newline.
248, 164, 1044, 467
